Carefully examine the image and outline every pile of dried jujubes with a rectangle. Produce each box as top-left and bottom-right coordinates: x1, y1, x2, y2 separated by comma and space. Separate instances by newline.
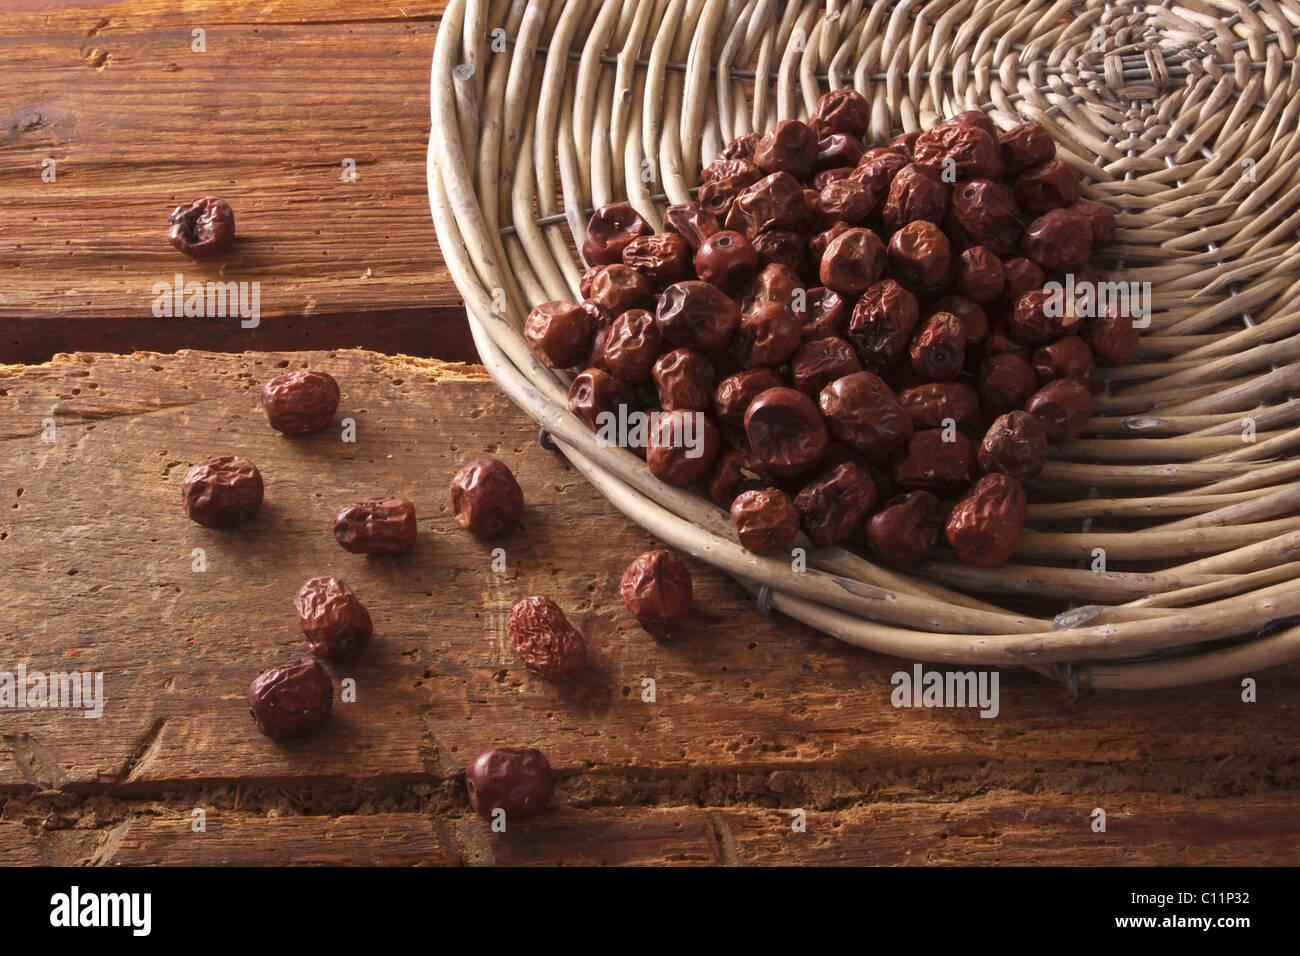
527, 89, 1135, 569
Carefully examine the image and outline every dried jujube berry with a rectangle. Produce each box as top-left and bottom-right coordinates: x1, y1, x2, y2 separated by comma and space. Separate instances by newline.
1085, 308, 1141, 365
744, 387, 829, 476
620, 549, 693, 639
949, 109, 999, 142
663, 202, 721, 250
1025, 378, 1092, 443
653, 348, 716, 412
1008, 289, 1084, 346
248, 658, 333, 740
168, 196, 236, 258
588, 263, 653, 314
978, 411, 1048, 482
887, 220, 951, 291
751, 230, 808, 272
866, 491, 945, 566
715, 368, 785, 426
753, 119, 819, 179
889, 131, 921, 160
698, 158, 763, 218
1014, 158, 1080, 215
333, 496, 418, 554
999, 123, 1055, 176
647, 410, 721, 486
898, 382, 982, 432
1070, 201, 1117, 245
1021, 208, 1092, 274
524, 300, 595, 368
931, 295, 989, 349
815, 133, 864, 171
978, 353, 1039, 417
602, 309, 662, 385
955, 246, 1005, 303
882, 164, 948, 232
182, 455, 264, 528
262, 369, 340, 434
999, 257, 1046, 304
508, 596, 585, 682
657, 280, 741, 354
848, 279, 920, 367
1032, 336, 1095, 385
569, 367, 636, 431
814, 179, 877, 224
850, 148, 908, 196
818, 372, 912, 458
731, 303, 803, 368
890, 429, 976, 495
945, 473, 1027, 567
725, 172, 808, 238
730, 488, 800, 553
794, 461, 879, 547
695, 230, 759, 293
294, 576, 373, 661
707, 450, 769, 507
450, 456, 524, 539
720, 133, 760, 162
623, 232, 692, 286
791, 336, 863, 396
811, 88, 870, 138
799, 287, 851, 340
909, 312, 965, 381
913, 121, 1002, 180
947, 179, 1024, 255
820, 227, 885, 296
583, 202, 652, 265
466, 747, 554, 820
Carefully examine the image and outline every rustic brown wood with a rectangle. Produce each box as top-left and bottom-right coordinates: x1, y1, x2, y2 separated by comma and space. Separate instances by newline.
101, 813, 458, 866
719, 794, 1300, 866
0, 1, 468, 364
1, 349, 1298, 864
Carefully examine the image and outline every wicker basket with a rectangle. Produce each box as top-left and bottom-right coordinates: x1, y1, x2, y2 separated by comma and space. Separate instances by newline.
428, 0, 1300, 691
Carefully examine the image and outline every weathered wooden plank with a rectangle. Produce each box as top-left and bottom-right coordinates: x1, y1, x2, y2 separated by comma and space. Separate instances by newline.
0, 350, 1297, 798
720, 793, 1300, 866
102, 812, 457, 866
466, 807, 719, 866
0, 4, 470, 363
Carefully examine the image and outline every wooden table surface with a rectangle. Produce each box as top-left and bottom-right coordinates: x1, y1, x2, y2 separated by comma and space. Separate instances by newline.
1, 1, 1297, 867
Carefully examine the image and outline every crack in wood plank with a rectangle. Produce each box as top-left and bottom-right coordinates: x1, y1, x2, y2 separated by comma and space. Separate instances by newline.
707, 810, 743, 867
117, 717, 168, 785
2, 733, 67, 791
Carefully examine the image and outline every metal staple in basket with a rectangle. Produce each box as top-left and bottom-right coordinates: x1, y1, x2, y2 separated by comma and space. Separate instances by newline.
427, 0, 1300, 691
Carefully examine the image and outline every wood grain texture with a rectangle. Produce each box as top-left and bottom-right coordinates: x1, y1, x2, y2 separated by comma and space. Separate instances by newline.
0, 1, 468, 363
101, 812, 458, 866
0, 349, 1297, 864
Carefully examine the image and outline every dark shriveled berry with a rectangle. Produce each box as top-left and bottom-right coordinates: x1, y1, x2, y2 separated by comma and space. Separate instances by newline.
794, 462, 879, 547
333, 496, 418, 554
731, 488, 800, 553
978, 411, 1048, 482
182, 455, 264, 528
168, 196, 236, 258
450, 456, 524, 539
945, 473, 1027, 567
248, 659, 333, 740
866, 491, 945, 566
294, 576, 373, 661
466, 747, 554, 820
508, 596, 585, 682
620, 550, 693, 639
262, 369, 340, 434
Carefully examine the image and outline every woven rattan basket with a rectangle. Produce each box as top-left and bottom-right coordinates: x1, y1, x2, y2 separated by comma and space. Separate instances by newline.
428, 0, 1300, 691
